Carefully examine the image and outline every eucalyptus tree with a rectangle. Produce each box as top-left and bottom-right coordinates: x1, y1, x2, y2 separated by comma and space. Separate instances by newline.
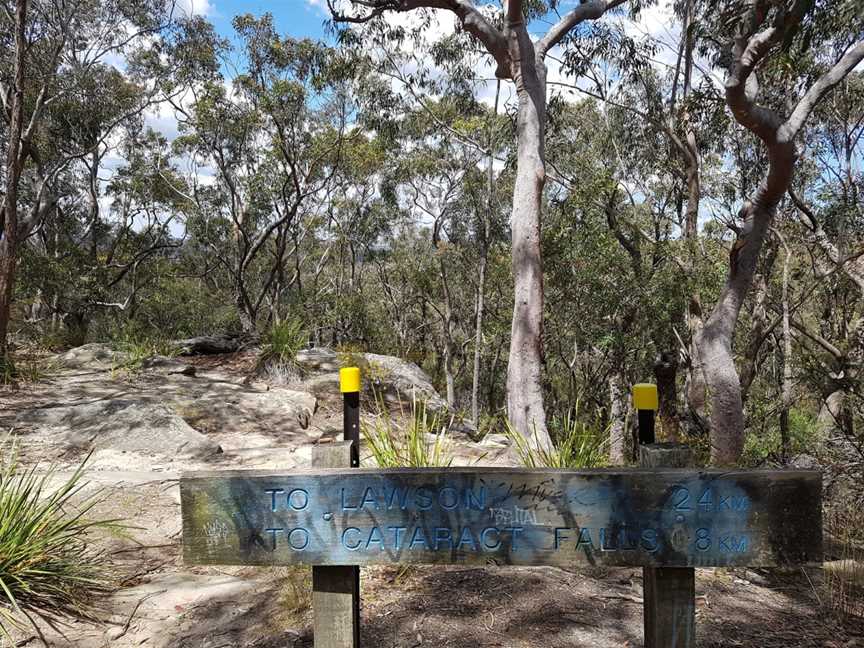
694, 0, 864, 464
21, 126, 189, 345
783, 72, 864, 460
0, 0, 173, 361
387, 101, 493, 407
166, 15, 356, 333
329, 0, 633, 446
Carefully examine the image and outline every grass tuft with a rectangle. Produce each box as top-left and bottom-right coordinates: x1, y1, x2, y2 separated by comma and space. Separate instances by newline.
505, 406, 609, 469
112, 334, 178, 372
0, 443, 119, 641
0, 352, 55, 387
257, 319, 308, 379
363, 396, 453, 468
823, 499, 864, 619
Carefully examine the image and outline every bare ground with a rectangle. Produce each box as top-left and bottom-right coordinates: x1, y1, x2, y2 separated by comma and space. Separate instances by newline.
1, 349, 862, 648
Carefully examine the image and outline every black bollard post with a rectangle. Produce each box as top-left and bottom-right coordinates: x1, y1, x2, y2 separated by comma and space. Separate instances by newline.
342, 367, 361, 468
633, 382, 657, 445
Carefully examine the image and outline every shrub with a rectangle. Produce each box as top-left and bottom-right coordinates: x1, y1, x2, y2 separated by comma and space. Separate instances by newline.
111, 333, 178, 373
743, 406, 822, 464
258, 319, 308, 377
0, 445, 119, 641
823, 500, 864, 620
0, 353, 54, 387
363, 397, 453, 468
505, 406, 609, 469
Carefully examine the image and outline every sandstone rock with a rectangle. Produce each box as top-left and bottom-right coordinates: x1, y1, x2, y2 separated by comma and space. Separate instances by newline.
139, 355, 197, 376
362, 352, 447, 411
56, 343, 130, 370
295, 347, 341, 373
294, 347, 447, 412
16, 398, 222, 461
173, 334, 243, 356
790, 454, 820, 470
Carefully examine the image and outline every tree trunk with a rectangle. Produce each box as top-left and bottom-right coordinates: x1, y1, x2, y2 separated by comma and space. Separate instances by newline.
505, 20, 551, 449
472, 81, 500, 427
235, 287, 256, 334
0, 0, 27, 359
653, 352, 680, 442
779, 237, 793, 463
63, 312, 89, 347
685, 295, 708, 434
696, 196, 781, 465
608, 373, 627, 465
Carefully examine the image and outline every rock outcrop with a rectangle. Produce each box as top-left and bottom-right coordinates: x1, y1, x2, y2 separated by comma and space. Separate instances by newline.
16, 398, 222, 462
294, 347, 448, 412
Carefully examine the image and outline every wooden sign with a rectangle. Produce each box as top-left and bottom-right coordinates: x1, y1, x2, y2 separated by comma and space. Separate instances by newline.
181, 467, 821, 568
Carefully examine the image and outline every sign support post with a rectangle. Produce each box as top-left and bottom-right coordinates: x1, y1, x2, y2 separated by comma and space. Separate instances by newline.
635, 383, 696, 648
311, 367, 362, 648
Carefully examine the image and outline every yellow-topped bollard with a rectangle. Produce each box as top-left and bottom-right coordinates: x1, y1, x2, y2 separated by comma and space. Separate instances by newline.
632, 383, 659, 411
633, 383, 658, 446
340, 366, 361, 393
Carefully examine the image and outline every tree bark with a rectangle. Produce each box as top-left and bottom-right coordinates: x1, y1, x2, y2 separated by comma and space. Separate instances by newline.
504, 8, 551, 449
0, 0, 28, 359
779, 235, 793, 464
472, 81, 500, 427
653, 352, 680, 442
608, 373, 627, 464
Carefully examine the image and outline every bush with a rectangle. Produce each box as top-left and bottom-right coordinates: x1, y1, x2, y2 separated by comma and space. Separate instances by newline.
505, 407, 609, 469
743, 406, 822, 464
258, 319, 308, 377
823, 500, 864, 620
363, 397, 453, 468
0, 353, 53, 387
111, 332, 178, 372
0, 445, 118, 641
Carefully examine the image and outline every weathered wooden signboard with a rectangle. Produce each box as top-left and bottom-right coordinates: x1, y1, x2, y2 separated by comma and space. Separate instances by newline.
181, 467, 822, 568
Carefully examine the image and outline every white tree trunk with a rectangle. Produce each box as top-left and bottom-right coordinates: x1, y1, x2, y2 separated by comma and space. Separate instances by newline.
505, 26, 551, 449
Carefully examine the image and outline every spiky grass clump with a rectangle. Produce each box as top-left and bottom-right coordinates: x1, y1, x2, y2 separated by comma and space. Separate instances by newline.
506, 406, 609, 469
257, 319, 308, 382
363, 396, 453, 468
0, 446, 118, 641
113, 333, 178, 372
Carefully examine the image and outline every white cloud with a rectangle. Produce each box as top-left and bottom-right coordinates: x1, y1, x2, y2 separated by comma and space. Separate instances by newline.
172, 0, 214, 18
305, 0, 329, 14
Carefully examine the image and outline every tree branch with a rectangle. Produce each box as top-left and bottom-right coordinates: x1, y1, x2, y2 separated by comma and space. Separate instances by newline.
330, 0, 510, 75
780, 41, 864, 142
537, 0, 627, 56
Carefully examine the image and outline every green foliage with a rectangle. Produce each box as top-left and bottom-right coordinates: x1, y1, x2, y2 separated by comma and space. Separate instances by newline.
0, 354, 14, 386
743, 407, 821, 464
112, 332, 178, 371
0, 353, 54, 386
0, 445, 119, 640
259, 319, 308, 369
363, 398, 453, 468
505, 407, 609, 469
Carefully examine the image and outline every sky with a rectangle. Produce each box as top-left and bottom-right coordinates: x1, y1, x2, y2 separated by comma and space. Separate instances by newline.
185, 0, 331, 42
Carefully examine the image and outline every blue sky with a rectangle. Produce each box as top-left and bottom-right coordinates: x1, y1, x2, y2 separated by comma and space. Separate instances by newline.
204, 0, 330, 42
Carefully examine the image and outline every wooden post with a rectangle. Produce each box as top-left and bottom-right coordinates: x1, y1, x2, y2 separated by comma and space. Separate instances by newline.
311, 366, 362, 648
640, 441, 696, 648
